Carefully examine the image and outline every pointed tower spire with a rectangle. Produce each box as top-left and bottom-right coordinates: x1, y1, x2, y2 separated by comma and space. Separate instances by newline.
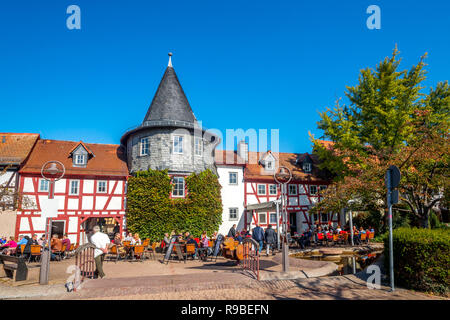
168, 52, 173, 67
142, 53, 196, 124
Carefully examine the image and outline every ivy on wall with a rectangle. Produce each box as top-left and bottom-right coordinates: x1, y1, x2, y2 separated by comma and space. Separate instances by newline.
126, 169, 223, 241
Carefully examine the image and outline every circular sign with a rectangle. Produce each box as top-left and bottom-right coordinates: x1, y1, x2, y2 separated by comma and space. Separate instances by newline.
41, 161, 65, 181
274, 166, 292, 185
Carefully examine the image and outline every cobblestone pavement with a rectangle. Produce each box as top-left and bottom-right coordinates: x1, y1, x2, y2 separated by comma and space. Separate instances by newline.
20, 272, 444, 300
2, 247, 447, 300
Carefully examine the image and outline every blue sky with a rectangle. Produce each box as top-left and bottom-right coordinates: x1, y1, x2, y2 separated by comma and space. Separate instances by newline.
1, 0, 449, 153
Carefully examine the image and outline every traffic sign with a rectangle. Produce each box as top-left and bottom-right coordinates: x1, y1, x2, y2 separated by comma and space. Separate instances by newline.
385, 165, 401, 189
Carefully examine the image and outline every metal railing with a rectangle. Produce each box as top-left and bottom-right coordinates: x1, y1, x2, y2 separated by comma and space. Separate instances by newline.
73, 243, 96, 291
241, 238, 260, 280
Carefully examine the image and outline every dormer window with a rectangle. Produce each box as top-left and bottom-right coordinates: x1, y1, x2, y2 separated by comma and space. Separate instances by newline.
70, 141, 94, 168
75, 154, 86, 165
303, 162, 312, 173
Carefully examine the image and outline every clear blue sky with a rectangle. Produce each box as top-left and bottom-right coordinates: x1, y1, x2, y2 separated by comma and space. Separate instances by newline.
1, 0, 449, 153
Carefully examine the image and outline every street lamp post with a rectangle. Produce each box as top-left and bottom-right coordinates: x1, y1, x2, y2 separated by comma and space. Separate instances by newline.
347, 200, 355, 246
274, 166, 292, 273
39, 161, 65, 285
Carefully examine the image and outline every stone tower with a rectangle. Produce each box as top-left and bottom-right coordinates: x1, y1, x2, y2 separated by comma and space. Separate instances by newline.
121, 53, 219, 175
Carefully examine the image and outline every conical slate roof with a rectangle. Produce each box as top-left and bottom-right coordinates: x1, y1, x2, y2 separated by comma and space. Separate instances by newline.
143, 65, 197, 123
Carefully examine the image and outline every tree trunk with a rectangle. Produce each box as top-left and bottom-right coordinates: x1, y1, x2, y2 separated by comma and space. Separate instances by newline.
419, 210, 430, 229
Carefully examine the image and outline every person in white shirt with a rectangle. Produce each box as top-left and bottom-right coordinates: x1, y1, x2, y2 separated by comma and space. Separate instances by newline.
90, 226, 110, 279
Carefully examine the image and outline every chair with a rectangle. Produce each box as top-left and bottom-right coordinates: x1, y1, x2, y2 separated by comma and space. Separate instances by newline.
107, 245, 120, 262
208, 240, 213, 248
123, 240, 131, 247
144, 242, 157, 260
19, 244, 26, 257
185, 243, 197, 261
368, 232, 374, 243
132, 245, 145, 262
360, 233, 367, 243
317, 233, 325, 246
58, 244, 67, 260
142, 239, 150, 247
332, 234, 339, 245
29, 245, 42, 263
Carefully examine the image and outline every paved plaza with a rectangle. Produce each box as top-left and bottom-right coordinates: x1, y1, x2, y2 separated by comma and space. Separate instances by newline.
0, 249, 446, 300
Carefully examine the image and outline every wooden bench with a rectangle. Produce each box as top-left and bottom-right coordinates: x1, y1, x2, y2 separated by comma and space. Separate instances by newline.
0, 254, 29, 281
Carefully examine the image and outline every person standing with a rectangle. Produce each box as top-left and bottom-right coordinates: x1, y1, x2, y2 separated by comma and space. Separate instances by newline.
90, 225, 110, 279
264, 225, 277, 256
227, 224, 237, 238
252, 224, 265, 254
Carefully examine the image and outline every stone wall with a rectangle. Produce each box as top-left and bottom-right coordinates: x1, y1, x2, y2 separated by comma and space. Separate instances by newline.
126, 127, 217, 175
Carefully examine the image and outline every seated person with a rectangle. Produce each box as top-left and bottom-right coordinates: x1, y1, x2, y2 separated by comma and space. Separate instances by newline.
113, 233, 126, 257
234, 231, 243, 244
124, 232, 134, 242
200, 231, 212, 256
61, 234, 71, 258
50, 234, 63, 261
133, 233, 142, 245
186, 235, 199, 259
1, 237, 18, 255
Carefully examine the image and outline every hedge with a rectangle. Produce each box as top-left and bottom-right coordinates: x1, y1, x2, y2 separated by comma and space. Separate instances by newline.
125, 169, 223, 241
384, 227, 450, 294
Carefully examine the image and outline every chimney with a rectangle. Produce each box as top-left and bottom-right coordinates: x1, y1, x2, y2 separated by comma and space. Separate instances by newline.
237, 140, 248, 163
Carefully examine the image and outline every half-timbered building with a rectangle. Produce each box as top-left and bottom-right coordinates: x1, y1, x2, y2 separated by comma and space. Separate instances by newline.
16, 139, 128, 244
0, 133, 40, 236
236, 141, 342, 234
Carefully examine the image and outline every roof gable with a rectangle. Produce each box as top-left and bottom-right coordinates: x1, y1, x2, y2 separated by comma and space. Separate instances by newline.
0, 133, 40, 166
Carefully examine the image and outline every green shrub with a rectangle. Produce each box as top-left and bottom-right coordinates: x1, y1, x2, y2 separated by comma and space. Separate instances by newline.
384, 227, 450, 295
126, 169, 223, 241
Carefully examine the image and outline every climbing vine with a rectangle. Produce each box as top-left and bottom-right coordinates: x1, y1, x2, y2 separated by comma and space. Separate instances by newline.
126, 169, 222, 241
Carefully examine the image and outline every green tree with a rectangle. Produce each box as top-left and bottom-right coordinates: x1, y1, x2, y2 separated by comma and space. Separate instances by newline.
311, 48, 449, 228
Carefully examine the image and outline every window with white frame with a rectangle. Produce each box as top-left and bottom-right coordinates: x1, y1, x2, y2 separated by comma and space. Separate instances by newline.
269, 184, 277, 195
303, 162, 312, 172
266, 161, 273, 170
69, 180, 79, 195
172, 177, 185, 197
140, 137, 149, 156
259, 213, 267, 224
97, 181, 107, 193
319, 185, 327, 194
229, 208, 238, 221
269, 213, 277, 224
194, 137, 202, 156
229, 172, 238, 185
310, 185, 318, 195
257, 184, 266, 195
74, 154, 86, 165
173, 135, 183, 154
39, 179, 49, 192
289, 184, 298, 195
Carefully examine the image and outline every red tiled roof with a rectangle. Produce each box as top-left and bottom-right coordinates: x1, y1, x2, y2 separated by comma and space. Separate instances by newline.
214, 150, 246, 166
0, 133, 40, 165
244, 151, 328, 182
316, 140, 334, 150
20, 139, 128, 177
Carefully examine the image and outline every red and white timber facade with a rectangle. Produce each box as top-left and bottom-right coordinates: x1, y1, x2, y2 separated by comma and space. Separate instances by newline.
16, 139, 128, 244
240, 145, 343, 234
